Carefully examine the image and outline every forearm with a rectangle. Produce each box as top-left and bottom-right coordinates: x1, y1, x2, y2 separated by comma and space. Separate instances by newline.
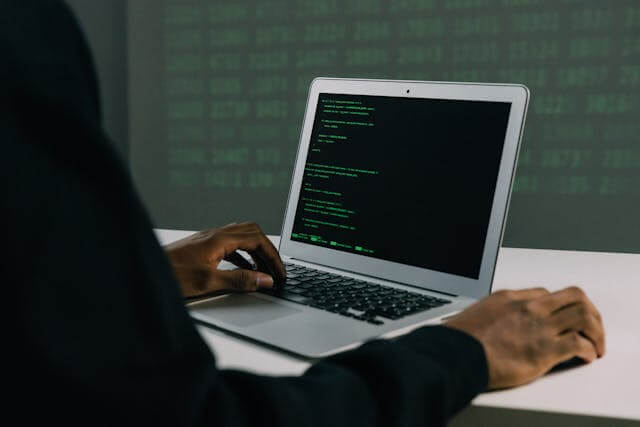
207, 326, 487, 427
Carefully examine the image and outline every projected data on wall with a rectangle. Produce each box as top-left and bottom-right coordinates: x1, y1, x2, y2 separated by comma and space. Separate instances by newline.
129, 0, 640, 253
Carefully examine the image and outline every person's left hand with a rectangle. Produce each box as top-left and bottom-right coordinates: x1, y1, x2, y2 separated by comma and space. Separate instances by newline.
164, 222, 286, 298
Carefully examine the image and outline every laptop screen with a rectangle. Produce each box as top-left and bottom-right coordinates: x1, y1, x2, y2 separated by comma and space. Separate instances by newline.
289, 93, 511, 279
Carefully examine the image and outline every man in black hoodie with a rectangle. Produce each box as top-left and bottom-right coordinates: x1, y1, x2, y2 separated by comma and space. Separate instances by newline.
1, 1, 604, 425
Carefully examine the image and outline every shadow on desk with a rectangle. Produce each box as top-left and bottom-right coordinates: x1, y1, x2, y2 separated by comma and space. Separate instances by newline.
451, 406, 639, 427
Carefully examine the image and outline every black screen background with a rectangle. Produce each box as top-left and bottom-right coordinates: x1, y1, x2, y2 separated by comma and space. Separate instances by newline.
290, 93, 511, 278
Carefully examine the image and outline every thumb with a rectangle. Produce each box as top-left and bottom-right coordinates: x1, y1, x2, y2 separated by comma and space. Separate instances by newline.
214, 269, 274, 292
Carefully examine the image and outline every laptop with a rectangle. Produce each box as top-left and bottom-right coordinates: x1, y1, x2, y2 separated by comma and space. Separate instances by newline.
189, 78, 529, 358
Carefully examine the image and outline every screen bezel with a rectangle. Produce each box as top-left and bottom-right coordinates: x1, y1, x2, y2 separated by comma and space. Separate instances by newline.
279, 78, 529, 300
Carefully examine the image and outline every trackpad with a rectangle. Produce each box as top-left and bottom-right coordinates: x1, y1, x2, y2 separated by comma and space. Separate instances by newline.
191, 294, 302, 328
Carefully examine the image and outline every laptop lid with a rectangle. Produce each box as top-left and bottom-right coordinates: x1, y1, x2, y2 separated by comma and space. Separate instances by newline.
279, 78, 529, 300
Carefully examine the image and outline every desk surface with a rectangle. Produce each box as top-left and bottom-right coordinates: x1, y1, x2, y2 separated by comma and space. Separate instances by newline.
157, 229, 640, 422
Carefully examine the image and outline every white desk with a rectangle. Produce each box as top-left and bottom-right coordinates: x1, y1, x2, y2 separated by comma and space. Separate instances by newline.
157, 229, 640, 426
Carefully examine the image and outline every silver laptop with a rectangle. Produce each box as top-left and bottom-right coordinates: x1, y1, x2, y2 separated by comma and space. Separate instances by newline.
189, 78, 529, 358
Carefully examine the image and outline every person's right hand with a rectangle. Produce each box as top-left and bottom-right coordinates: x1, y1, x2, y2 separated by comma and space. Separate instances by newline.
164, 222, 286, 298
445, 286, 605, 390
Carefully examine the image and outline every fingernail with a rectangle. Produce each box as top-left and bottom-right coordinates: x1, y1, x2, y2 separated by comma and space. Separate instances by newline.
256, 274, 274, 288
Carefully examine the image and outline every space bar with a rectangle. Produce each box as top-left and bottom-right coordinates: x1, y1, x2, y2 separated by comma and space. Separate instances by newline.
266, 291, 311, 305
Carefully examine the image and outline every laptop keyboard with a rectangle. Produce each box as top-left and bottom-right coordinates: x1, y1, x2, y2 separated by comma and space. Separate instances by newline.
260, 262, 451, 325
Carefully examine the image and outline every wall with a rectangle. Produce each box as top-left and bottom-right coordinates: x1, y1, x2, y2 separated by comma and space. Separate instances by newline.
128, 0, 640, 253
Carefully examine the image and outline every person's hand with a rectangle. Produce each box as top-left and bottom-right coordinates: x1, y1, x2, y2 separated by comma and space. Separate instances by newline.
164, 222, 286, 298
445, 286, 605, 390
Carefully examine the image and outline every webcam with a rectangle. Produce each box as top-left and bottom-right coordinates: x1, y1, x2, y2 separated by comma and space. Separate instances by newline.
406, 89, 410, 93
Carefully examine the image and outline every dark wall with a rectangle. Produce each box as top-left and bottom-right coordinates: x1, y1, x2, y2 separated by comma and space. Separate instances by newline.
129, 0, 640, 253
65, 0, 128, 158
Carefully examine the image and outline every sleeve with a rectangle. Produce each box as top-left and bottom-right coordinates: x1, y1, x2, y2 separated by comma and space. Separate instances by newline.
0, 1, 488, 426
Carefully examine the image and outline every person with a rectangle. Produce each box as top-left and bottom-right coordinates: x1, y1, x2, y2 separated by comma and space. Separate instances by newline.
1, 1, 605, 425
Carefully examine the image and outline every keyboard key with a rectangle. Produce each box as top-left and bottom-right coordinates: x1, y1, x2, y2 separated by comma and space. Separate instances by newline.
279, 293, 311, 305
264, 264, 451, 324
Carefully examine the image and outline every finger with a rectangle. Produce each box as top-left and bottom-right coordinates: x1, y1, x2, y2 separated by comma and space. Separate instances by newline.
224, 251, 255, 270
548, 302, 605, 356
241, 223, 286, 280
532, 286, 591, 314
217, 225, 281, 280
555, 331, 598, 364
565, 288, 603, 324
219, 231, 286, 282
219, 222, 238, 230
220, 221, 256, 233
248, 250, 274, 277
212, 269, 274, 292
493, 287, 550, 301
